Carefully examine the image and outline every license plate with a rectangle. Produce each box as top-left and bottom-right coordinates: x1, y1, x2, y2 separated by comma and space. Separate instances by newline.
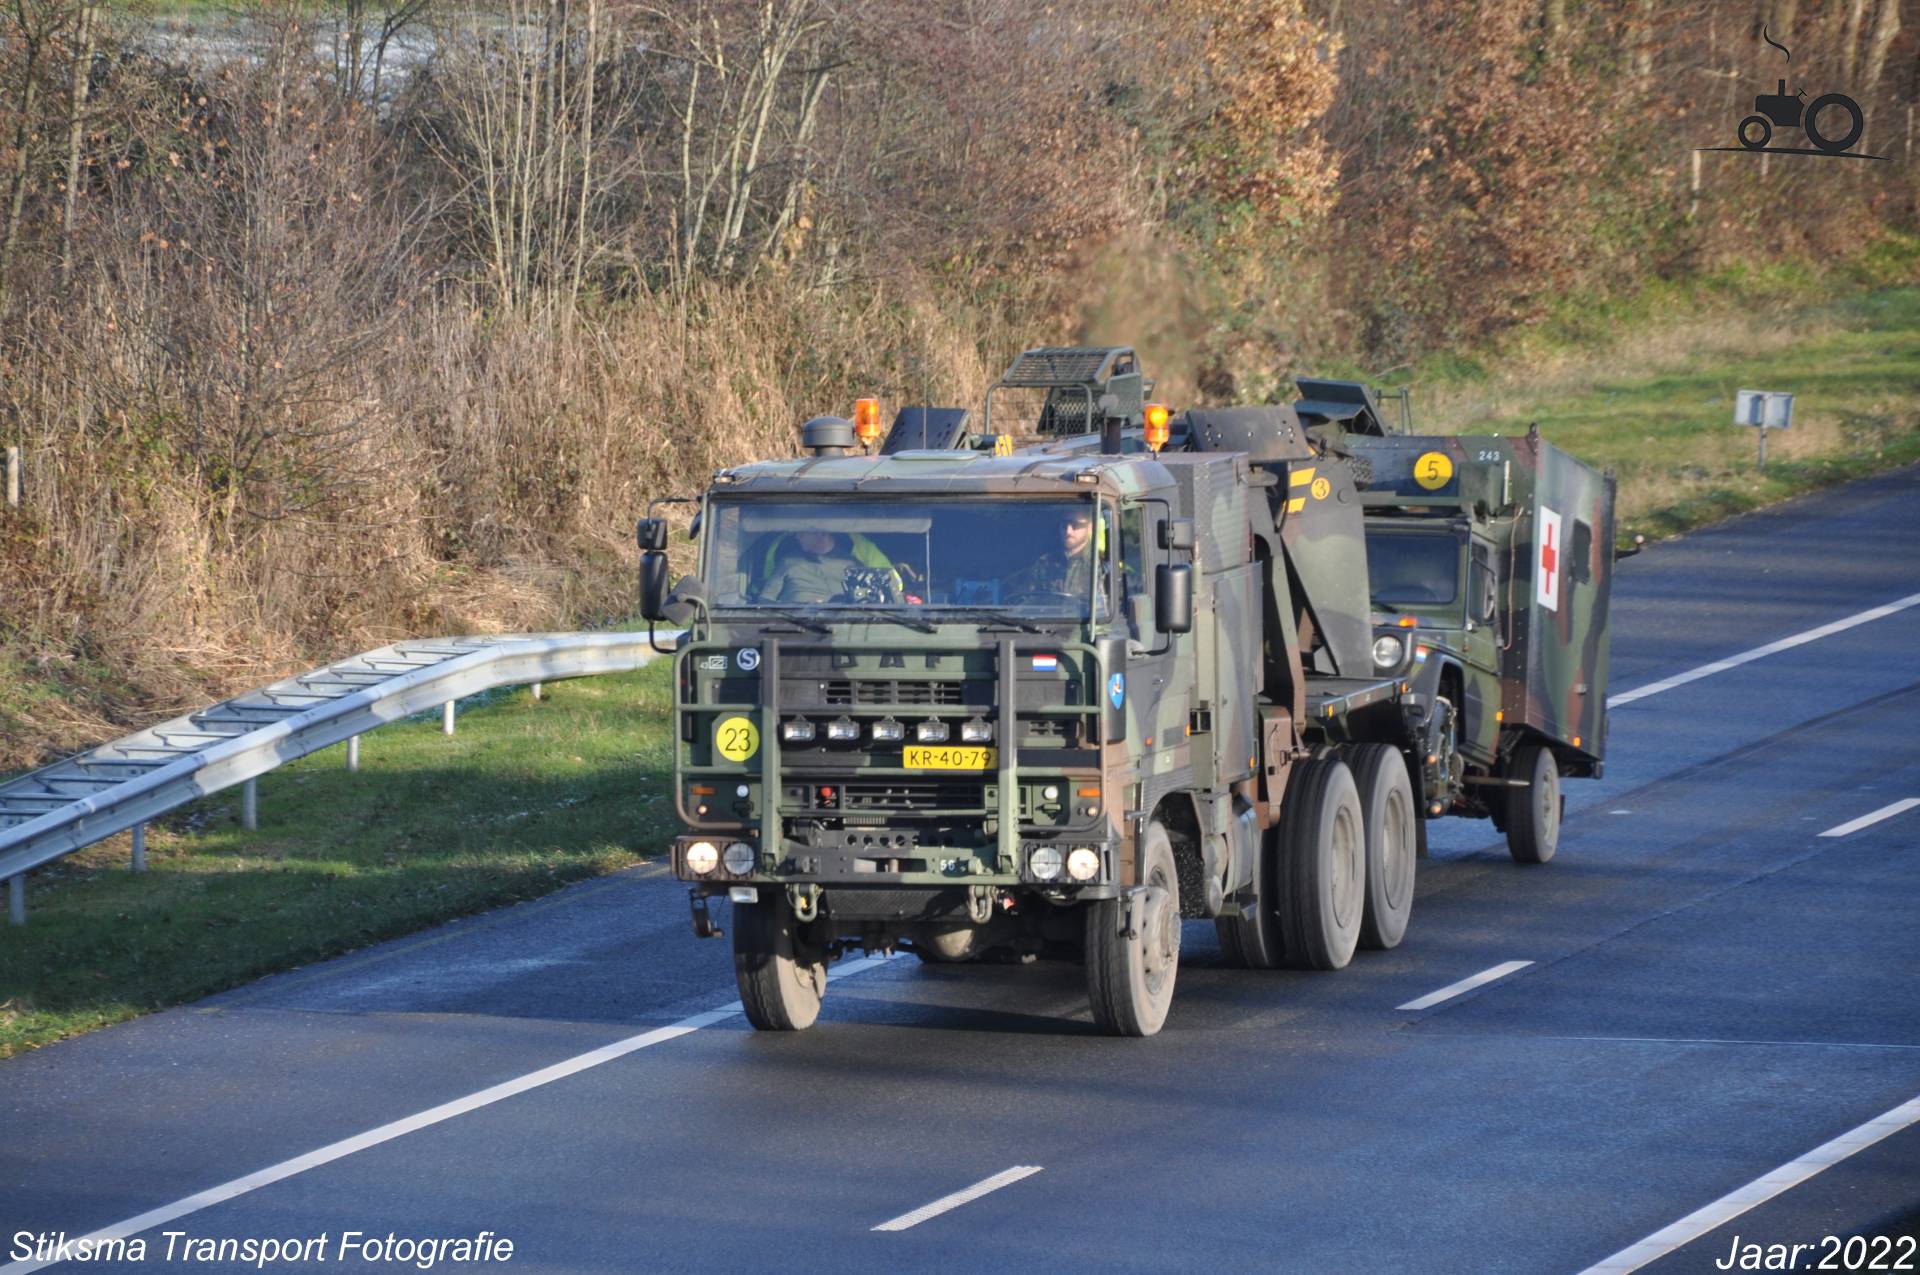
903, 746, 998, 770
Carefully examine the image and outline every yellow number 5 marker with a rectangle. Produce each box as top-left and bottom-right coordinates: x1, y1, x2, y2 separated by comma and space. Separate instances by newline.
1414, 451, 1454, 490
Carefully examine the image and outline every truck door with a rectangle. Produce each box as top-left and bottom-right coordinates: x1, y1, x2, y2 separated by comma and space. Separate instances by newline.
1460, 536, 1501, 755
1118, 500, 1184, 770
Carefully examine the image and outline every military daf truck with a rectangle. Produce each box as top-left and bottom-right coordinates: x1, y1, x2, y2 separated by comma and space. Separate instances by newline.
636, 347, 1614, 1036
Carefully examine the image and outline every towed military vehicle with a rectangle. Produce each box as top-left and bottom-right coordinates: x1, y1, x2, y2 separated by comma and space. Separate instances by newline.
637, 348, 1615, 1035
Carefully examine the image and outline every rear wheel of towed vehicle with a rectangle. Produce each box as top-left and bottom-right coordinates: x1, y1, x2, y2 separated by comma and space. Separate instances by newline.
1279, 752, 1365, 971
1349, 743, 1416, 951
1504, 739, 1561, 865
1086, 819, 1181, 1037
734, 899, 829, 1031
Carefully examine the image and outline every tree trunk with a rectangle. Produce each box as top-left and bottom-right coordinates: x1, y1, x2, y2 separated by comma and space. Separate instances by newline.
0, 25, 44, 297
1840, 0, 1867, 84
59, 0, 96, 289
1861, 0, 1900, 93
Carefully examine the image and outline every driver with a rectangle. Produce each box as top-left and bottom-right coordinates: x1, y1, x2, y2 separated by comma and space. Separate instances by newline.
1005, 506, 1096, 598
760, 530, 860, 603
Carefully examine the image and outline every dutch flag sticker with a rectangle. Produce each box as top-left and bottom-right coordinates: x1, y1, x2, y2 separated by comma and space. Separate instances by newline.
1030, 654, 1059, 671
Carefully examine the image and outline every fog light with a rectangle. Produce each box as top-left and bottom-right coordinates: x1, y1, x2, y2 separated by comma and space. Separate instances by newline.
960, 718, 993, 743
1066, 847, 1100, 881
1028, 845, 1063, 881
685, 841, 718, 875
1372, 635, 1404, 669
782, 717, 816, 743
916, 718, 949, 743
826, 717, 860, 742
722, 841, 756, 875
872, 718, 905, 743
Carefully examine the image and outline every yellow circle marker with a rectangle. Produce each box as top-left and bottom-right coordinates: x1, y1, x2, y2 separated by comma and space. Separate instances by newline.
1413, 451, 1454, 490
714, 715, 760, 763
1310, 476, 1331, 501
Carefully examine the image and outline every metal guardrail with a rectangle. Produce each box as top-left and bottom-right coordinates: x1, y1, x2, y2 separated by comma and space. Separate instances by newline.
1, 630, 682, 924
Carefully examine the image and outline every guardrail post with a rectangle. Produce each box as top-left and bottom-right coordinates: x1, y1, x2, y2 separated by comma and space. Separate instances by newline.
241, 778, 258, 830
442, 700, 456, 736
8, 874, 23, 925
346, 735, 360, 773
4, 446, 18, 508
131, 823, 147, 873
530, 682, 543, 701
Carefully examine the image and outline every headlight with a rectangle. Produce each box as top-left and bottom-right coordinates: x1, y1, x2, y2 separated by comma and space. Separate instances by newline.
782, 717, 815, 743
916, 719, 949, 743
826, 717, 859, 742
1372, 635, 1405, 669
872, 718, 905, 743
685, 841, 719, 875
722, 841, 756, 875
1066, 847, 1101, 881
960, 718, 993, 743
1028, 845, 1063, 881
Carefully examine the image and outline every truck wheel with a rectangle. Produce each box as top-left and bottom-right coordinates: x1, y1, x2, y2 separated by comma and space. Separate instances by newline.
1279, 753, 1365, 971
1215, 821, 1284, 969
1350, 744, 1416, 951
734, 900, 828, 1030
1086, 820, 1181, 1036
1504, 740, 1560, 865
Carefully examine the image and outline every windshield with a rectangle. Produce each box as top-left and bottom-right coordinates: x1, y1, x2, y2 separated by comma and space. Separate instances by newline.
704, 497, 1103, 617
1366, 531, 1461, 607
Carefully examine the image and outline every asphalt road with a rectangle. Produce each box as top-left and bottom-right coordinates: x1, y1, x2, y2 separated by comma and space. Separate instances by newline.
5, 465, 1920, 1275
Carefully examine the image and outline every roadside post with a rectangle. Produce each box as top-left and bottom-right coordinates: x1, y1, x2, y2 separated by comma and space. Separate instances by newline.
1735, 389, 1793, 469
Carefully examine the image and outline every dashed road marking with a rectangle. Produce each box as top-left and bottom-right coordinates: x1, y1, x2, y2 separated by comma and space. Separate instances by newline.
1607, 591, 1920, 707
1577, 1091, 1920, 1275
0, 954, 899, 1275
1396, 960, 1533, 1011
872, 1166, 1045, 1232
1819, 797, 1920, 839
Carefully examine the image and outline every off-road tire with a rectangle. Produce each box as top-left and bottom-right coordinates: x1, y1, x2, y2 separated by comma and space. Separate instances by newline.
1278, 753, 1365, 971
1086, 820, 1181, 1036
1504, 739, 1561, 865
734, 899, 829, 1030
1350, 744, 1417, 951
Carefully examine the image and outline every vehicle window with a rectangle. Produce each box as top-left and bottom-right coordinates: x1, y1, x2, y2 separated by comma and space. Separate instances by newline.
1366, 533, 1460, 607
705, 497, 1100, 617
1572, 520, 1593, 584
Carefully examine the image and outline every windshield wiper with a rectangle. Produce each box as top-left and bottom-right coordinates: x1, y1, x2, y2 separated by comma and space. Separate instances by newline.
854, 610, 936, 634
949, 608, 1045, 633
744, 608, 830, 633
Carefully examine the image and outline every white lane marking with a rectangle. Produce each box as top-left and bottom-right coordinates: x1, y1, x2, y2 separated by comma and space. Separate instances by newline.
1577, 1091, 1920, 1275
872, 1165, 1044, 1232
1819, 797, 1920, 838
0, 954, 898, 1275
1397, 960, 1533, 1011
1607, 591, 1920, 708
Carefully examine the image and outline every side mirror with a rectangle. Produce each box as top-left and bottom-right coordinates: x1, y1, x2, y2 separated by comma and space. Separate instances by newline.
1155, 563, 1193, 634
636, 518, 668, 552
638, 551, 670, 620
1160, 518, 1195, 552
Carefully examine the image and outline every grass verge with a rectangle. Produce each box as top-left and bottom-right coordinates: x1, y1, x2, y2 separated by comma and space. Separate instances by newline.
1411, 250, 1920, 545
0, 659, 677, 1057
